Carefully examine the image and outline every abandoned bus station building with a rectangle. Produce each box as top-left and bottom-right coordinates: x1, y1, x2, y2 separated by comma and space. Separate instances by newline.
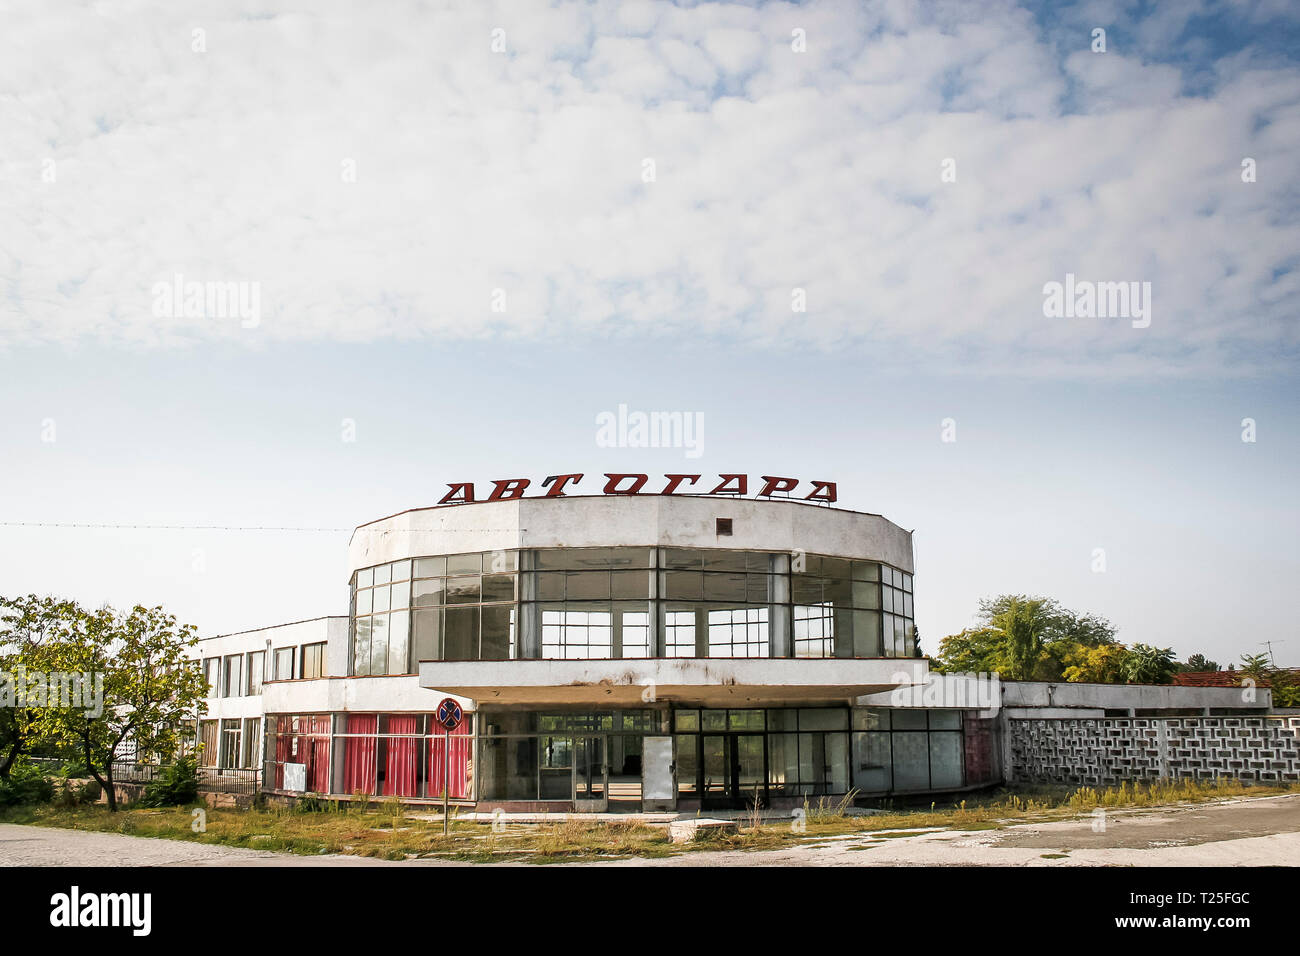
191, 489, 1300, 811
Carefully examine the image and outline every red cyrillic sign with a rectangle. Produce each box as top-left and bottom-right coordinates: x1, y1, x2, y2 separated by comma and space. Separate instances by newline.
435, 474, 836, 505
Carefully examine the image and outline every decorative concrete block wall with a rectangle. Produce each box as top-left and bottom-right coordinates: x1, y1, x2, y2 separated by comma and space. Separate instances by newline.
1009, 716, 1300, 787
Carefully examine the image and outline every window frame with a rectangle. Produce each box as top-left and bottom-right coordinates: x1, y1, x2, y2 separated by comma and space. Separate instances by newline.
300, 641, 326, 680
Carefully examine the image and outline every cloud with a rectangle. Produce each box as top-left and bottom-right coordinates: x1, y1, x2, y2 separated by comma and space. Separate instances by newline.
0, 0, 1297, 377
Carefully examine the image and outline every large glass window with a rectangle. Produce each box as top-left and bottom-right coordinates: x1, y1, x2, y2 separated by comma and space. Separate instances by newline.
443, 607, 478, 661
273, 646, 294, 680
202, 657, 219, 697
535, 548, 654, 570
301, 642, 326, 679
851, 708, 964, 793
469, 707, 959, 802
199, 719, 219, 767
241, 717, 260, 768
481, 605, 514, 660
671, 707, 851, 799
477, 709, 652, 802
352, 559, 415, 675
221, 655, 242, 698
788, 556, 898, 659
246, 651, 265, 696
764, 708, 850, 796
338, 715, 435, 798
411, 608, 441, 665
793, 603, 834, 658
542, 608, 611, 659
267, 714, 332, 793
707, 607, 768, 657
880, 565, 915, 657
350, 548, 915, 663
219, 718, 242, 768
354, 553, 518, 672
621, 610, 651, 658
664, 609, 696, 657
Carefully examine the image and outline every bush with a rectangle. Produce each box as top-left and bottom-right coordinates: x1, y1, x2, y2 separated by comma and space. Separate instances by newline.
294, 793, 328, 813
59, 758, 89, 778
137, 757, 200, 807
0, 760, 56, 807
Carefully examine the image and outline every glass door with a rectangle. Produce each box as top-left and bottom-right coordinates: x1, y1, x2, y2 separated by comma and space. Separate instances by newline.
702, 735, 728, 807
573, 735, 608, 811
735, 733, 766, 809
608, 734, 644, 811
701, 733, 767, 809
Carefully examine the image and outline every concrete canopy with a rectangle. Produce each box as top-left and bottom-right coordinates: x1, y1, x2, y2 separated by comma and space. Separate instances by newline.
419, 657, 924, 709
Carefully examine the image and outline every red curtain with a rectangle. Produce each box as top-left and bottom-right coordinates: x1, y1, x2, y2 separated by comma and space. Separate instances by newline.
294, 720, 311, 788
274, 718, 290, 788
383, 716, 421, 797
309, 716, 332, 792
343, 714, 378, 794
272, 716, 332, 793
273, 713, 471, 798
428, 721, 471, 799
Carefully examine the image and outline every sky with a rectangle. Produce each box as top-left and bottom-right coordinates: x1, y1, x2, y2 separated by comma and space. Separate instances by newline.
0, 0, 1297, 667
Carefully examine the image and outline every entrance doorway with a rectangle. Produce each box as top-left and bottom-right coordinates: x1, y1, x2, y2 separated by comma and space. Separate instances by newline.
607, 734, 643, 811
573, 735, 607, 811
701, 733, 767, 810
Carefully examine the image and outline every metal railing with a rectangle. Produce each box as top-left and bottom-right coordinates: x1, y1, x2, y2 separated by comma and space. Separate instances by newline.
23, 758, 262, 796
109, 762, 165, 784
197, 766, 262, 795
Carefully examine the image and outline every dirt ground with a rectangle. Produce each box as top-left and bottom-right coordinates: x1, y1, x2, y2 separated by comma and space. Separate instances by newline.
2, 793, 1297, 867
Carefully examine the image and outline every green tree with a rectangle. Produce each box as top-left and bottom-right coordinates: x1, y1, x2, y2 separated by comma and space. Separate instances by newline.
1177, 653, 1220, 673
34, 604, 207, 811
1061, 643, 1131, 683
932, 627, 1007, 674
1238, 653, 1272, 680
992, 596, 1049, 681
1122, 644, 1177, 684
976, 596, 1118, 648
961, 595, 1119, 680
1236, 653, 1299, 708
1270, 670, 1300, 708
0, 595, 82, 780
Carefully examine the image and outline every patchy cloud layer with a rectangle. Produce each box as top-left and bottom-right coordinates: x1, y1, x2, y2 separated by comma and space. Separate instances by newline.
1, 0, 1297, 374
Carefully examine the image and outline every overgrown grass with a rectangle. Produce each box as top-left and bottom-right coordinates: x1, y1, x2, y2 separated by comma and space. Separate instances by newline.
1060, 776, 1274, 810
1, 777, 1295, 863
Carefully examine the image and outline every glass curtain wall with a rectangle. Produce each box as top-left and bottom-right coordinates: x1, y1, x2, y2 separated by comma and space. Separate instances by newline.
851, 708, 965, 793
672, 708, 851, 801
477, 710, 656, 802
266, 713, 471, 799
268, 715, 332, 792
264, 707, 967, 802
349, 548, 916, 669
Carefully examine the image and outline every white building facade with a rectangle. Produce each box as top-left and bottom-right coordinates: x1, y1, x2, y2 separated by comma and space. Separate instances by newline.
191, 492, 1274, 811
